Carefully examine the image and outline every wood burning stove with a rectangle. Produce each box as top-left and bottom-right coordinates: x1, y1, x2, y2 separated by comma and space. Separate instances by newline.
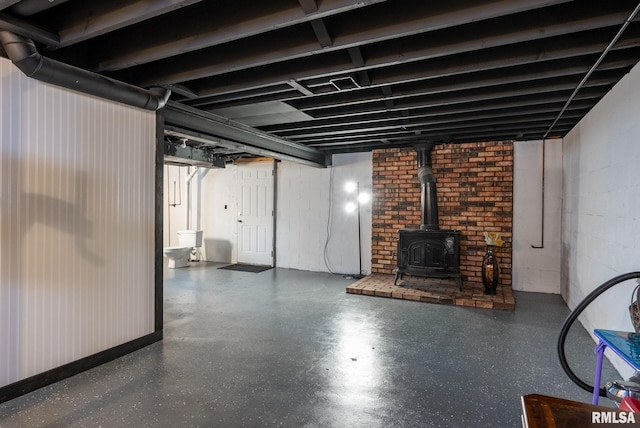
395, 229, 462, 288
394, 143, 463, 289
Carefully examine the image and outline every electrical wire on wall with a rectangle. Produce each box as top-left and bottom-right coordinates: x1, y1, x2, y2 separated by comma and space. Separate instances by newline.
323, 165, 335, 273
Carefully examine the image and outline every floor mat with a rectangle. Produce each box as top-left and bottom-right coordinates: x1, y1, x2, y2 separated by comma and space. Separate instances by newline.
218, 264, 272, 273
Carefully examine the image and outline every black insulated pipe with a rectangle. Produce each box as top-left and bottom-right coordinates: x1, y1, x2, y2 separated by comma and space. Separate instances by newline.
557, 271, 640, 397
416, 142, 439, 230
0, 31, 170, 111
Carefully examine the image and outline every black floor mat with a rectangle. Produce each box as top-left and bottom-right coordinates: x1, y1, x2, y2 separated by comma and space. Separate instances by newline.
218, 264, 272, 273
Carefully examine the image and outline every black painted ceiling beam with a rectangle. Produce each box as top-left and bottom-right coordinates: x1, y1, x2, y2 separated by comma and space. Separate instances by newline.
176, 3, 635, 98
123, 0, 576, 87
164, 102, 328, 167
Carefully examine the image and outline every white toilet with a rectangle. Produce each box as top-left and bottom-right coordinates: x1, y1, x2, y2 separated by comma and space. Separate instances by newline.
164, 230, 203, 268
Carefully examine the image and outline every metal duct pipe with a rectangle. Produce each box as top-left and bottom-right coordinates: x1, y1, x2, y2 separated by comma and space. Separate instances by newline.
415, 142, 439, 230
0, 31, 170, 111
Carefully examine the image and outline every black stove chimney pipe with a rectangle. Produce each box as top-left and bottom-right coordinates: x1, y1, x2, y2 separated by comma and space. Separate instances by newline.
416, 143, 439, 230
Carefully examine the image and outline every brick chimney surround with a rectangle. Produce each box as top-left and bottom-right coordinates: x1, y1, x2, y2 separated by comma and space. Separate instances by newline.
370, 142, 513, 288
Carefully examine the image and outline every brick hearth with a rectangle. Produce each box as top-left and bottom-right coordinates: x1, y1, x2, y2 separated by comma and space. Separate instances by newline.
347, 274, 515, 310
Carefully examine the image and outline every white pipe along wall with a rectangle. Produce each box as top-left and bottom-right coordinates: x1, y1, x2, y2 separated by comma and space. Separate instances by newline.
513, 139, 563, 293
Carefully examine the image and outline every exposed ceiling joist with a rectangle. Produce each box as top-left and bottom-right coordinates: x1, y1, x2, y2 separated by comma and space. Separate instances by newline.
4, 0, 640, 157
185, 10, 640, 100
0, 13, 59, 45
127, 0, 581, 87
262, 94, 603, 135
288, 80, 315, 96
298, 0, 318, 14
286, 54, 636, 111
57, 0, 204, 48
89, 0, 387, 73
0, 0, 23, 12
310, 19, 332, 47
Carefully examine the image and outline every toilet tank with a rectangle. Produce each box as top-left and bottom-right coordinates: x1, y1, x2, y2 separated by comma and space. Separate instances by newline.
177, 230, 203, 247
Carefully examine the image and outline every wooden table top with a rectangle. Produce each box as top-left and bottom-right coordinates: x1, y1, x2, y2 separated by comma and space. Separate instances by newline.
521, 394, 638, 427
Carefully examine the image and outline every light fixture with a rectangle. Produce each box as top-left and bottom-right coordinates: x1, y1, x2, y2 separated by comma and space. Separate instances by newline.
344, 181, 357, 193
344, 180, 368, 278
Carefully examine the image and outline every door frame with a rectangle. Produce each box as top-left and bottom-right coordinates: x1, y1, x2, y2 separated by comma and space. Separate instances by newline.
235, 159, 277, 267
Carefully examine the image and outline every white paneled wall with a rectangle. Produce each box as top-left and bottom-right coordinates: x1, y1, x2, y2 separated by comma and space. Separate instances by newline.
563, 61, 640, 378
0, 58, 156, 387
512, 140, 563, 293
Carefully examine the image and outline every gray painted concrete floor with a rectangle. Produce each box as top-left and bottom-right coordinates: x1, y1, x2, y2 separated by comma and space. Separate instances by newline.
0, 262, 620, 427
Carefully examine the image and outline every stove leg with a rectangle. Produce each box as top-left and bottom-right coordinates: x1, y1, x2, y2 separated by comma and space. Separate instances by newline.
456, 276, 463, 290
394, 271, 402, 285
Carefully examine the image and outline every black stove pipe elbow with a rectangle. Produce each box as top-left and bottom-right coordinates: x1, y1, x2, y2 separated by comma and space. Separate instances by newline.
558, 271, 640, 397
0, 30, 170, 111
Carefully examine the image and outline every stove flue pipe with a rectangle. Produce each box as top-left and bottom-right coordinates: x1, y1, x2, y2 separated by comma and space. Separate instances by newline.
416, 143, 439, 230
0, 30, 170, 111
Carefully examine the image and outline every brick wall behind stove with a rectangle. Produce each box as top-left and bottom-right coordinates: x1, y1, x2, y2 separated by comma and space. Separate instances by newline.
371, 142, 513, 286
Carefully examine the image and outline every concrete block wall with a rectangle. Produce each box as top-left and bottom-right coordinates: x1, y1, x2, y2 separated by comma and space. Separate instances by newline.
512, 140, 563, 294
200, 166, 236, 263
276, 162, 333, 271
194, 153, 373, 275
562, 60, 640, 379
371, 142, 513, 286
277, 153, 372, 275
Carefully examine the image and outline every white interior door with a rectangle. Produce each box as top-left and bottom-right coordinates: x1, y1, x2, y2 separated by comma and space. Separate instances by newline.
237, 162, 275, 266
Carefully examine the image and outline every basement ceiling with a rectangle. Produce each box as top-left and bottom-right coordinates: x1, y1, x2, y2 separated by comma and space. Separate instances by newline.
2, 0, 640, 167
